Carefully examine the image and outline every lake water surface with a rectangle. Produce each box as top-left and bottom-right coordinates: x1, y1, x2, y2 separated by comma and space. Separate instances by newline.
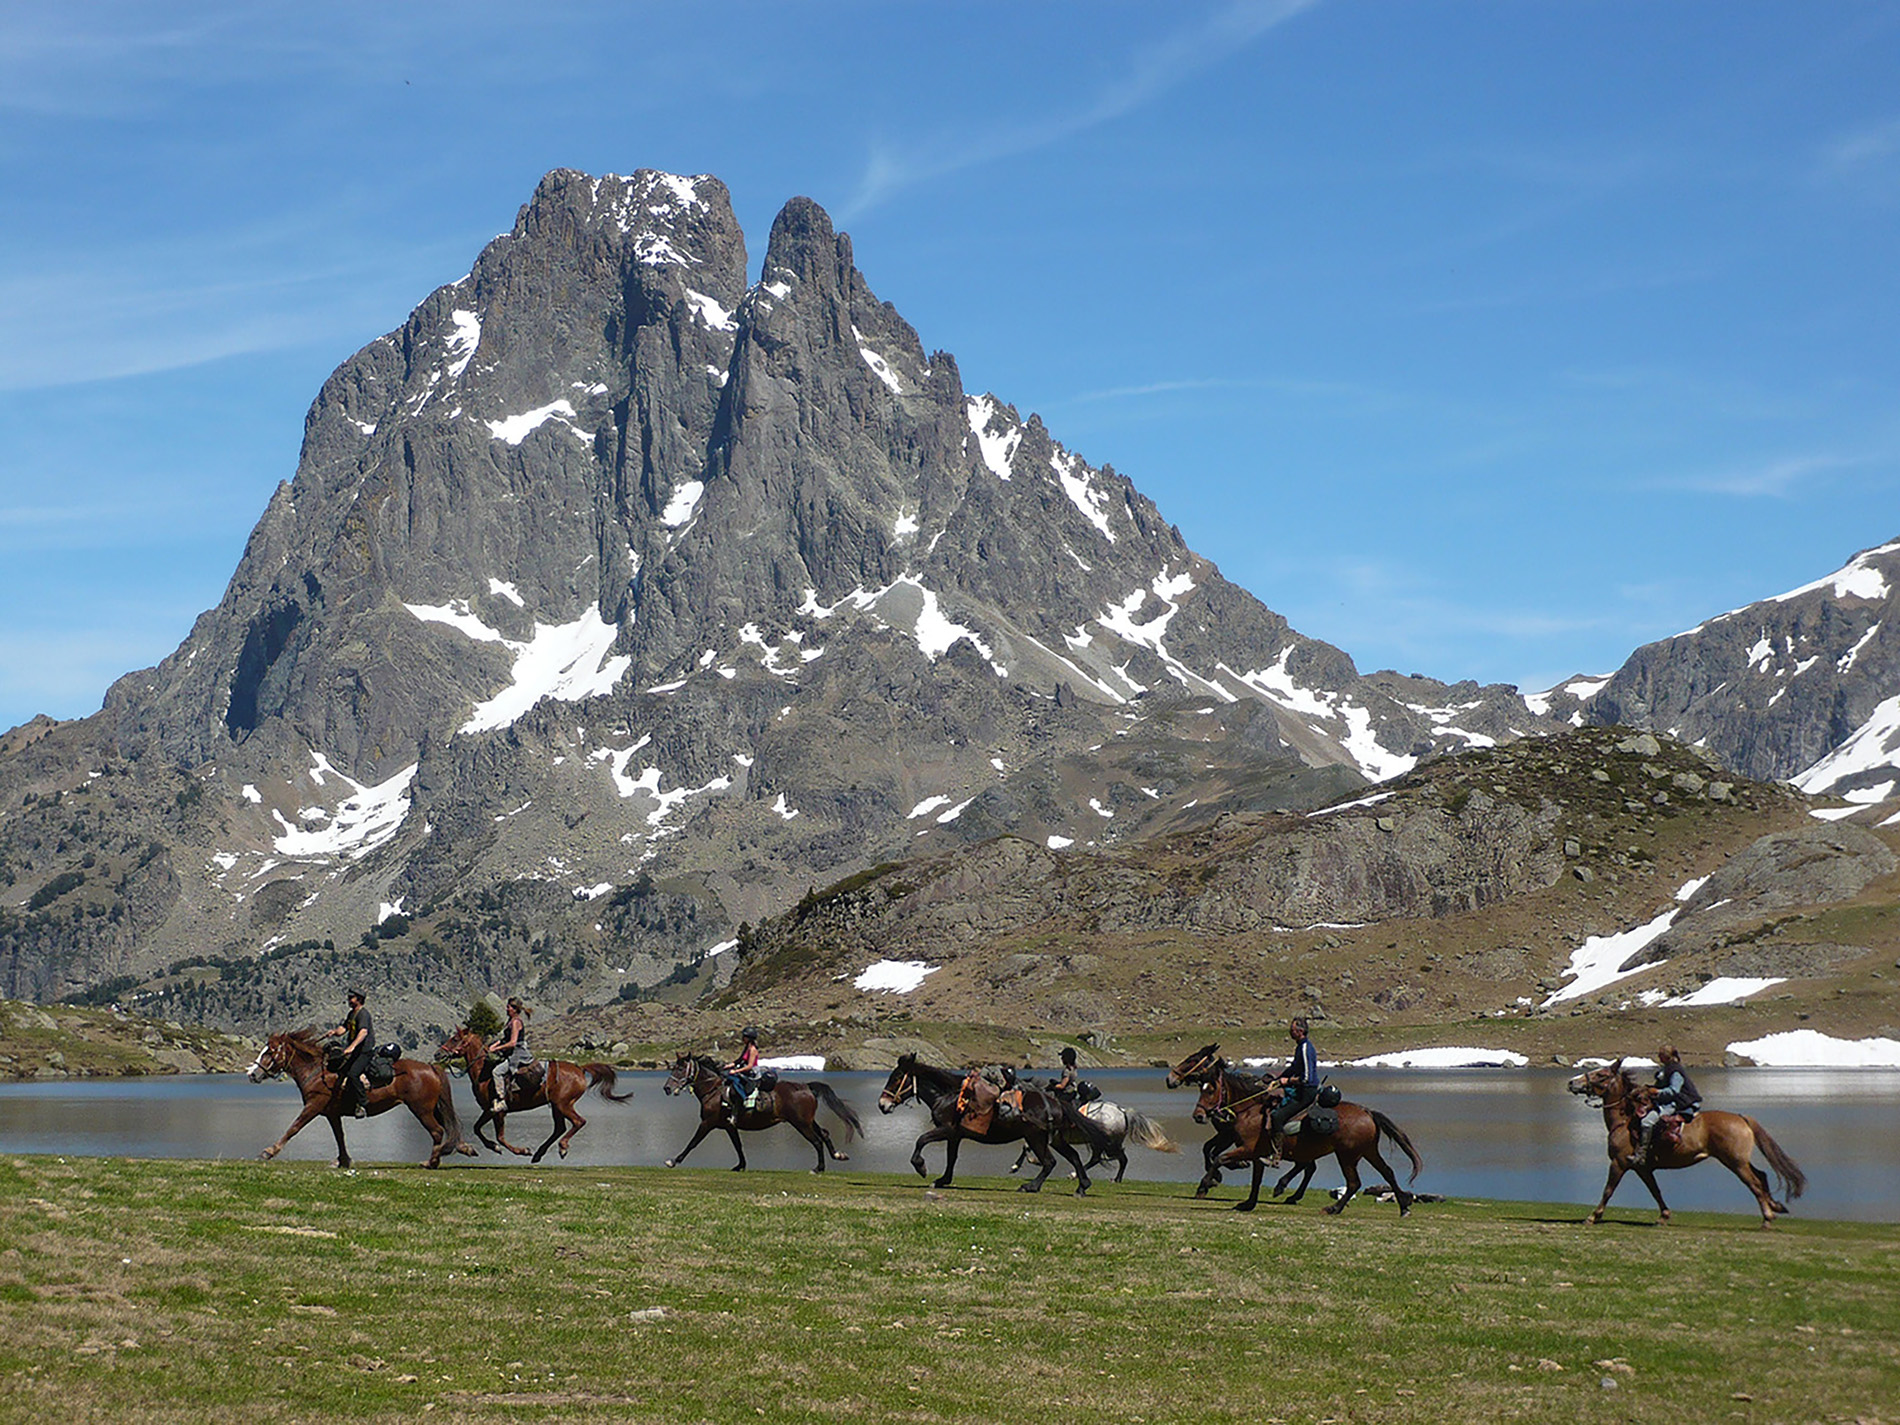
3, 1067, 1895, 1222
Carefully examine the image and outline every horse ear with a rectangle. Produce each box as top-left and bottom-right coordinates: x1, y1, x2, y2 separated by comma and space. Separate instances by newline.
1611, 1057, 1624, 1071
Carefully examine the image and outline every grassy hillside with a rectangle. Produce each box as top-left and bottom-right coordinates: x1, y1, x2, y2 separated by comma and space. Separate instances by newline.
0, 1156, 1893, 1424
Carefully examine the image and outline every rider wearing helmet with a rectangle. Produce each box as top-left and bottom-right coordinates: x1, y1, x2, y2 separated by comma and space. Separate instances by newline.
1050, 1046, 1081, 1098
1267, 1016, 1320, 1163
726, 1026, 762, 1112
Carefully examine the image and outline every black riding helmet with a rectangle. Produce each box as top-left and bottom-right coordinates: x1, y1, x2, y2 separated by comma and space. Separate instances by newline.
1059, 1047, 1078, 1065
742, 1026, 759, 1041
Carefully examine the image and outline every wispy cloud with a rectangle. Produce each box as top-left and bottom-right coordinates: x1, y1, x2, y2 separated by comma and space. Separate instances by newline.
1818, 115, 1900, 198
840, 0, 1319, 217
1666, 451, 1869, 498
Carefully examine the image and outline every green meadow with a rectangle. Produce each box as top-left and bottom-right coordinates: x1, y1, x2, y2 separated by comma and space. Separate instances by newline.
1, 1156, 1893, 1424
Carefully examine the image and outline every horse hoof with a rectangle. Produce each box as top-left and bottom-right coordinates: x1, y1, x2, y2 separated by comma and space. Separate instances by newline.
1232, 1202, 1254, 1213
730, 1164, 745, 1172
558, 1144, 569, 1159
831, 1152, 850, 1161
1324, 1203, 1344, 1216
1017, 1183, 1042, 1193
664, 1159, 678, 1168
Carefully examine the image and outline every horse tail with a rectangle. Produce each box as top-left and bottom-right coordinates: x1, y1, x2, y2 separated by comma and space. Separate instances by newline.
1122, 1109, 1179, 1153
1371, 1109, 1424, 1184
585, 1064, 635, 1103
811, 1082, 863, 1142
1748, 1117, 1806, 1202
433, 1065, 468, 1157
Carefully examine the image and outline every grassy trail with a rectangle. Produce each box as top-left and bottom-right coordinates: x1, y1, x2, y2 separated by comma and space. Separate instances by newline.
1, 1156, 1894, 1423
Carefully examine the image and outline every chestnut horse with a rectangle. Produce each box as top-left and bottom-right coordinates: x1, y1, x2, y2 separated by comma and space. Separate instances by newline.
246, 1028, 473, 1169
876, 1055, 1111, 1195
1192, 1059, 1422, 1214
1567, 1060, 1806, 1228
661, 1053, 862, 1172
436, 1026, 633, 1163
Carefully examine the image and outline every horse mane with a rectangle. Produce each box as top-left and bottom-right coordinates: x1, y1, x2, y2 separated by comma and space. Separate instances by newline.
285, 1027, 329, 1052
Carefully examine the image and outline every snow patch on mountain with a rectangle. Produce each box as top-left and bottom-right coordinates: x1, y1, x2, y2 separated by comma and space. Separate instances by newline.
270, 757, 416, 861
1793, 693, 1900, 794
966, 396, 1020, 480
1051, 449, 1116, 542
446, 310, 481, 378
487, 400, 584, 446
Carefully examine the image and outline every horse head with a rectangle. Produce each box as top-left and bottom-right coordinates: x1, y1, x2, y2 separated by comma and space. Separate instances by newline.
437, 1025, 483, 1063
1166, 1043, 1220, 1089
1566, 1059, 1627, 1105
877, 1054, 919, 1114
661, 1052, 700, 1097
245, 1035, 287, 1083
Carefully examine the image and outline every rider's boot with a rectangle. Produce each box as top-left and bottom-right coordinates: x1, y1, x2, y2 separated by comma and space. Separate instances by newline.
1265, 1129, 1284, 1166
354, 1076, 369, 1117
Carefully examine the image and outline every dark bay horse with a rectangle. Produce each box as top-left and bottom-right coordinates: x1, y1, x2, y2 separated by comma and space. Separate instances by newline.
876, 1055, 1109, 1195
437, 1026, 633, 1163
1192, 1059, 1422, 1214
246, 1028, 473, 1169
1167, 1043, 1305, 1199
1567, 1060, 1806, 1228
661, 1053, 862, 1172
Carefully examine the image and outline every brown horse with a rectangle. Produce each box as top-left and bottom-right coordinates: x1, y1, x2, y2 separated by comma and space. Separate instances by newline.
661, 1053, 862, 1172
436, 1026, 633, 1163
246, 1028, 474, 1169
1193, 1059, 1422, 1214
876, 1055, 1111, 1195
1567, 1060, 1806, 1228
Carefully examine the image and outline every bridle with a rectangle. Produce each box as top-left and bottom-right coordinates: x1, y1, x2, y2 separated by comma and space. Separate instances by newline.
662, 1055, 707, 1097
879, 1066, 916, 1112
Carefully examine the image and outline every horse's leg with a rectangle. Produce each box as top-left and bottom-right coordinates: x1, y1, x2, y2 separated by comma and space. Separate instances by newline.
259, 1098, 328, 1162
1018, 1130, 1059, 1194
792, 1113, 829, 1173
1586, 1160, 1630, 1224
1008, 1145, 1030, 1175
665, 1118, 716, 1168
1110, 1141, 1129, 1184
554, 1094, 587, 1160
471, 1102, 503, 1154
1196, 1128, 1231, 1197
725, 1124, 746, 1171
910, 1126, 950, 1180
1050, 1134, 1093, 1196
1714, 1136, 1782, 1226
936, 1131, 964, 1189
529, 1103, 567, 1165
1234, 1156, 1266, 1212
329, 1112, 351, 1170
1361, 1144, 1413, 1216
1325, 1153, 1362, 1215
402, 1085, 448, 1168
1633, 1166, 1672, 1224
1275, 1163, 1313, 1202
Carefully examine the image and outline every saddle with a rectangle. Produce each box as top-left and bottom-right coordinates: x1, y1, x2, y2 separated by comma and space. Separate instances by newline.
1284, 1102, 1339, 1139
956, 1071, 1018, 1134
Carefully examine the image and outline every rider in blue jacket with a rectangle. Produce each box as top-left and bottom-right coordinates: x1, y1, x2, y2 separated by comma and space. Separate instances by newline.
1267, 1016, 1320, 1162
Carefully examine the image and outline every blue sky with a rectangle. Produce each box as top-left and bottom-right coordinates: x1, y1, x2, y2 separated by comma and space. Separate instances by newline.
2, 1, 1896, 733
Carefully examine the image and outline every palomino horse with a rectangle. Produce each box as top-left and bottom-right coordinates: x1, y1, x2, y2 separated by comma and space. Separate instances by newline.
877, 1055, 1111, 1195
1567, 1060, 1806, 1228
661, 1053, 862, 1172
1193, 1059, 1422, 1214
1006, 1089, 1179, 1183
246, 1028, 473, 1169
436, 1026, 633, 1163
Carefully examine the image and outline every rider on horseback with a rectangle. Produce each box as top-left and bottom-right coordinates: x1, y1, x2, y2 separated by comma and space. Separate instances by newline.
1049, 1047, 1099, 1104
487, 996, 533, 1105
726, 1027, 762, 1113
327, 990, 374, 1117
1632, 1043, 1701, 1166
1267, 1016, 1320, 1164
